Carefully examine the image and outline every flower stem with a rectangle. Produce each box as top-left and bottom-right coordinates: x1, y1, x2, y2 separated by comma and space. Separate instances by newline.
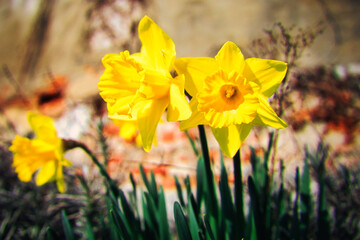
233, 149, 245, 237
63, 139, 118, 197
97, 118, 109, 168
197, 125, 218, 218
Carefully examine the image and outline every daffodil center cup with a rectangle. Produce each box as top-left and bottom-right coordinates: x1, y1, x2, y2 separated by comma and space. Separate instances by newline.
220, 84, 244, 110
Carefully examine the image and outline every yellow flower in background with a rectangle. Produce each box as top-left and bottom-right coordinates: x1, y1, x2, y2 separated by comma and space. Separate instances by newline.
9, 112, 72, 193
113, 119, 143, 146
175, 41, 288, 157
98, 16, 191, 152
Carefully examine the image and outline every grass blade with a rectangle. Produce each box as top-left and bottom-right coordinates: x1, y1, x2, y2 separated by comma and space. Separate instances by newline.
300, 155, 311, 240
175, 175, 186, 208
85, 217, 95, 240
219, 154, 235, 236
61, 210, 74, 240
290, 168, 300, 240
196, 156, 205, 210
188, 194, 201, 240
174, 201, 192, 240
158, 186, 172, 240
233, 150, 245, 238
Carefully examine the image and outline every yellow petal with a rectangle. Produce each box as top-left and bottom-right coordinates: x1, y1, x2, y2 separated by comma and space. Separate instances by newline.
27, 112, 58, 143
117, 120, 138, 141
244, 58, 287, 97
174, 57, 218, 97
61, 158, 73, 167
211, 124, 252, 158
98, 51, 143, 116
253, 94, 288, 129
104, 95, 134, 116
215, 41, 245, 74
133, 98, 169, 151
138, 16, 175, 72
10, 137, 57, 181
56, 162, 66, 193
139, 69, 171, 99
36, 160, 56, 186
167, 75, 191, 122
56, 178, 66, 193
179, 99, 207, 130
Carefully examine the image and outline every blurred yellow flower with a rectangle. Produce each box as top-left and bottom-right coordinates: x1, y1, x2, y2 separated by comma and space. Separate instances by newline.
98, 16, 191, 151
9, 112, 72, 193
175, 41, 288, 157
113, 119, 142, 146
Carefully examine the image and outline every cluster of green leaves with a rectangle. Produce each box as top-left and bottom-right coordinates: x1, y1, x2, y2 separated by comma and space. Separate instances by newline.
54, 129, 336, 240
3, 128, 359, 239
173, 133, 332, 240
49, 162, 172, 240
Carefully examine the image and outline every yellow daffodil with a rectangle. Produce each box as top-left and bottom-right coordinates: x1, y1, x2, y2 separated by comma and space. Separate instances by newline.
113, 119, 144, 146
175, 41, 288, 157
98, 16, 191, 152
9, 112, 72, 192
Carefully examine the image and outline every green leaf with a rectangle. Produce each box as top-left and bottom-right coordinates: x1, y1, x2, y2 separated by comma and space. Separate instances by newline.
264, 132, 274, 167
174, 201, 192, 240
150, 171, 159, 204
204, 214, 216, 240
184, 129, 199, 156
140, 164, 151, 193
110, 209, 131, 239
233, 150, 245, 239
143, 192, 159, 238
198, 125, 218, 221
130, 172, 138, 204
185, 175, 192, 199
219, 155, 235, 227
190, 193, 200, 222
306, 143, 331, 239
188, 195, 201, 240
119, 189, 140, 238
248, 176, 265, 240
300, 156, 311, 239
247, 211, 258, 240
105, 197, 121, 239
175, 175, 186, 208
46, 227, 56, 240
85, 218, 95, 240
290, 168, 300, 240
196, 157, 205, 208
158, 186, 172, 240
61, 210, 74, 240
142, 194, 157, 238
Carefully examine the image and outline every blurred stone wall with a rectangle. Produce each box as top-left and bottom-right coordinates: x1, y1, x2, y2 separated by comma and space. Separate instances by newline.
0, 0, 359, 89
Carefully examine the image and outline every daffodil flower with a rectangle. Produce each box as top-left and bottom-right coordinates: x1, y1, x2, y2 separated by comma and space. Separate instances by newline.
175, 41, 288, 157
9, 112, 72, 192
98, 16, 191, 151
113, 119, 146, 147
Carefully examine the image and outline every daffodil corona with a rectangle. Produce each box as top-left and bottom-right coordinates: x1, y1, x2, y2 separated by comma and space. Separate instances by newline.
9, 112, 72, 192
175, 41, 288, 157
98, 16, 191, 151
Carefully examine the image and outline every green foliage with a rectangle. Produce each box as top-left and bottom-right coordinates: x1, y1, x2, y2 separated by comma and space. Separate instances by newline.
2, 135, 360, 239
173, 135, 336, 240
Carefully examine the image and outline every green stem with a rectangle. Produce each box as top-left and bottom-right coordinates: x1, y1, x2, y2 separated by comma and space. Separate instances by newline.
233, 149, 245, 237
184, 130, 199, 156
97, 118, 109, 168
63, 139, 118, 197
197, 125, 218, 218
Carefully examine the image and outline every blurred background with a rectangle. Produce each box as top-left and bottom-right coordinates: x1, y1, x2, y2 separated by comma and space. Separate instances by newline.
1, 0, 359, 179
0, 0, 359, 238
